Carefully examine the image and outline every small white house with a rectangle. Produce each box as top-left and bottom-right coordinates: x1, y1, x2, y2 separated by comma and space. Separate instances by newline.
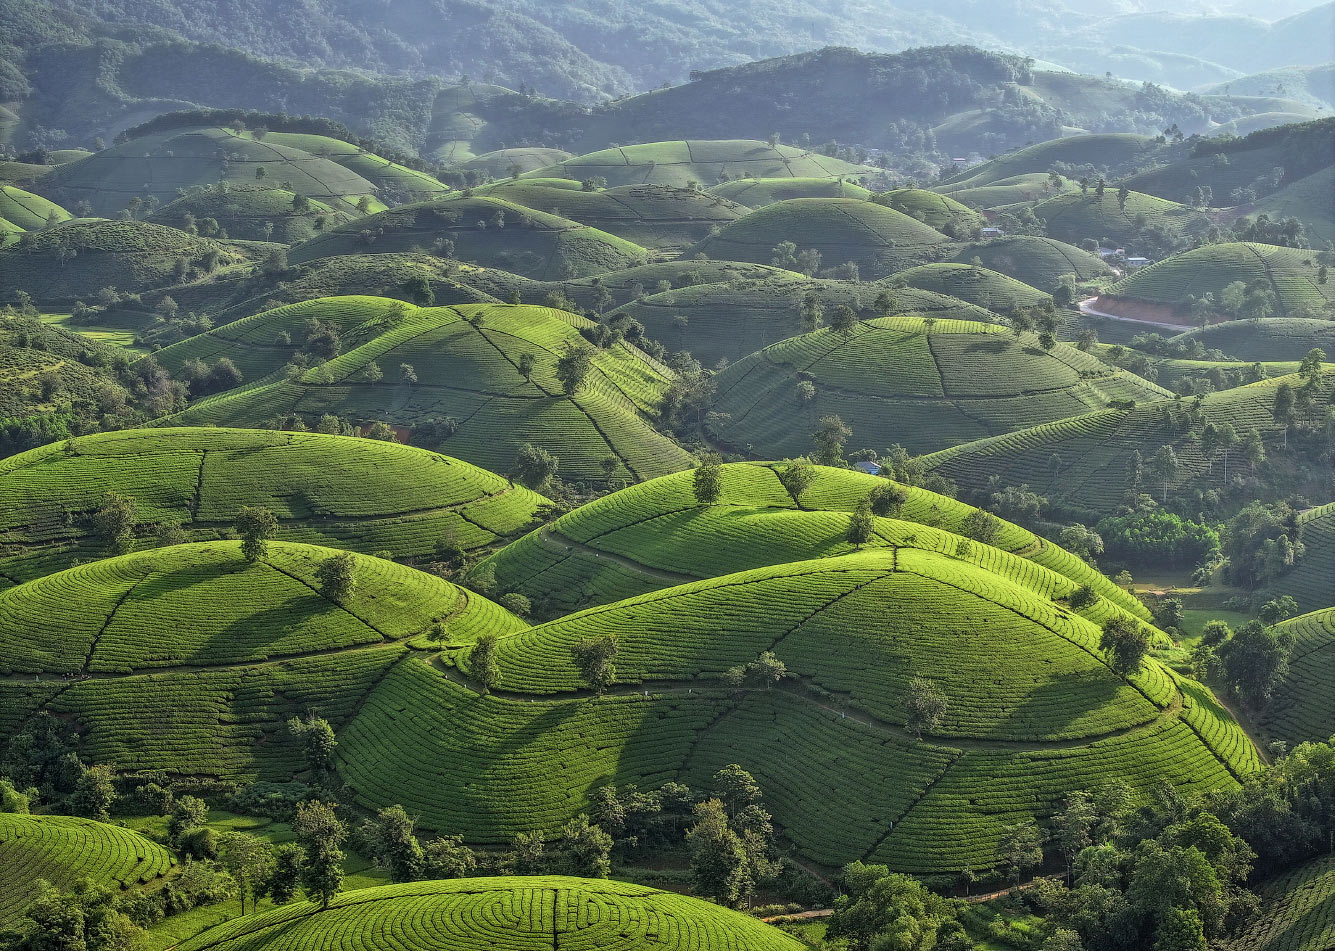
853, 461, 882, 475
1126, 256, 1151, 268
980, 226, 1005, 238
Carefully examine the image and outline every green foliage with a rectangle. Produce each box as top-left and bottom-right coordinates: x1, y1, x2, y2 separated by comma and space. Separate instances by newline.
1097, 511, 1220, 567
293, 800, 347, 909
235, 505, 278, 562
1101, 616, 1152, 677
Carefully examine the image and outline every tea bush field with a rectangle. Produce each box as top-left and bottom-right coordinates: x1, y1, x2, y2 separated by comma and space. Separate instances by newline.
0, 426, 545, 587
0, 814, 175, 926
175, 878, 806, 951
1261, 607, 1335, 745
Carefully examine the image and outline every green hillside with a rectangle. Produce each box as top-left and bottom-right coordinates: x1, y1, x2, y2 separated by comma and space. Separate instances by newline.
1262, 608, 1335, 746
39, 127, 384, 217
941, 174, 1078, 208
1032, 190, 1210, 247
0, 217, 22, 248
1168, 319, 1335, 363
950, 236, 1114, 290
475, 179, 748, 248
0, 185, 71, 230
176, 878, 804, 951
875, 188, 983, 235
0, 539, 524, 778
375, 548, 1258, 872
169, 300, 693, 484
559, 260, 795, 311
148, 186, 353, 243
0, 426, 546, 588
289, 196, 649, 280
0, 814, 175, 927
708, 176, 873, 207
889, 263, 1050, 312
1252, 165, 1335, 246
525, 140, 873, 188
1222, 853, 1335, 951
937, 134, 1158, 192
262, 132, 450, 203
1108, 243, 1334, 316
689, 198, 950, 279
924, 370, 1335, 517
612, 276, 995, 366
447, 148, 575, 180
708, 317, 1169, 456
0, 219, 247, 303
480, 461, 1150, 622
1263, 502, 1335, 615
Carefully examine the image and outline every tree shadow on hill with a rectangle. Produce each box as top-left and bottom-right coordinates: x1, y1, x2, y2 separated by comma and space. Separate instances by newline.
990, 672, 1141, 745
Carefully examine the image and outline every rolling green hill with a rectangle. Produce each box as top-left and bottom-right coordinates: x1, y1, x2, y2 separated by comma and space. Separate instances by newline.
1252, 165, 1335, 247
175, 878, 805, 951
1167, 319, 1335, 363
924, 370, 1335, 517
261, 132, 450, 203
1031, 190, 1210, 247
525, 140, 873, 188
937, 134, 1159, 194
169, 300, 693, 485
875, 188, 983, 235
38, 127, 385, 218
0, 217, 22, 248
1108, 243, 1334, 317
688, 198, 950, 279
289, 196, 648, 280
612, 277, 995, 367
148, 186, 353, 243
1264, 502, 1335, 615
940, 174, 1078, 208
949, 236, 1114, 290
0, 185, 71, 230
480, 461, 1151, 622
1222, 852, 1335, 951
889, 263, 1050, 312
475, 180, 748, 248
0, 219, 246, 302
1259, 608, 1335, 746
0, 426, 546, 588
708, 317, 1170, 456
0, 539, 525, 779
708, 176, 873, 207
0, 814, 175, 927
447, 148, 576, 180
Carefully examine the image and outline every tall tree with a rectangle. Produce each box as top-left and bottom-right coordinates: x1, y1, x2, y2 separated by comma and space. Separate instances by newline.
235, 506, 277, 562
293, 801, 347, 909
812, 415, 851, 466
571, 634, 619, 693
1100, 616, 1151, 677
692, 452, 723, 505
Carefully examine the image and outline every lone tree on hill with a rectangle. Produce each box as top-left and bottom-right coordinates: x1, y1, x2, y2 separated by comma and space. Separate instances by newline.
846, 498, 874, 549
776, 460, 817, 504
514, 443, 559, 490
470, 633, 501, 693
830, 304, 859, 337
905, 677, 948, 738
869, 482, 908, 517
91, 492, 138, 555
1149, 444, 1180, 502
293, 800, 347, 909
812, 414, 851, 466
316, 552, 357, 602
1100, 616, 1151, 677
572, 634, 619, 693
555, 342, 594, 394
235, 505, 277, 562
692, 452, 724, 505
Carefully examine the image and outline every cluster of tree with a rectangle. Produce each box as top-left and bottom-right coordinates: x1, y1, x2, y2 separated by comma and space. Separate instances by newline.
1191, 597, 1298, 710
1221, 501, 1305, 589
1095, 509, 1220, 568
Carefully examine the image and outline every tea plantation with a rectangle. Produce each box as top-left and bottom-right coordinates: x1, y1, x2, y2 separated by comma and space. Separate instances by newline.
480, 461, 1149, 621
1260, 608, 1335, 745
0, 814, 176, 926
1031, 191, 1210, 247
688, 198, 950, 278
525, 139, 872, 188
889, 262, 1050, 312
1169, 319, 1335, 362
288, 196, 648, 279
168, 300, 694, 484
1108, 242, 1334, 316
1223, 853, 1335, 951
924, 369, 1335, 517
949, 235, 1114, 289
0, 426, 546, 587
175, 878, 805, 951
0, 185, 71, 230
708, 316, 1169, 456
708, 176, 873, 207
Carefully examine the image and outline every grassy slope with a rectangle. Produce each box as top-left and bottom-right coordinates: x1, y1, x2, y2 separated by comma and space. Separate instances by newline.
1262, 607, 1335, 745
612, 276, 996, 367
0, 814, 175, 927
148, 187, 351, 243
937, 134, 1157, 192
479, 461, 1151, 622
1222, 852, 1335, 951
1109, 242, 1334, 316
688, 197, 950, 279
288, 195, 648, 280
924, 370, 1335, 517
0, 426, 546, 587
1032, 190, 1210, 246
1168, 319, 1335, 363
526, 140, 873, 188
1253, 165, 1335, 247
176, 878, 804, 951
0, 185, 71, 230
168, 300, 693, 484
708, 176, 873, 207
708, 316, 1170, 456
950, 236, 1114, 290
890, 262, 1050, 311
